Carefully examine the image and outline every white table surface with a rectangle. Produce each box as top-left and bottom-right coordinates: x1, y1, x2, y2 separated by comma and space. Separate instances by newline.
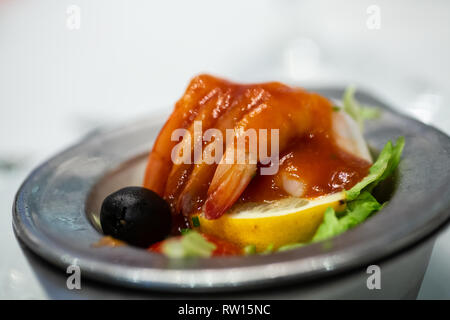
1, 0, 449, 299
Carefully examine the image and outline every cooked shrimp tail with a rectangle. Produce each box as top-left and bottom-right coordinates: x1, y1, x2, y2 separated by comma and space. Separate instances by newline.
204, 163, 257, 219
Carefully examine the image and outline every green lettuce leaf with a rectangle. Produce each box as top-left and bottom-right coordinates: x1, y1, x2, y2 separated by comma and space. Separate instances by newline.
260, 243, 275, 255
162, 230, 216, 258
311, 207, 345, 242
360, 106, 381, 120
346, 136, 404, 200
379, 136, 405, 182
337, 192, 382, 229
342, 86, 380, 130
312, 191, 382, 243
278, 243, 305, 252
345, 140, 392, 200
343, 87, 361, 126
243, 244, 257, 255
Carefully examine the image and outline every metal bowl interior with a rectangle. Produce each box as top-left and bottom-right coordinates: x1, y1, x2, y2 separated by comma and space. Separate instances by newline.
13, 88, 450, 292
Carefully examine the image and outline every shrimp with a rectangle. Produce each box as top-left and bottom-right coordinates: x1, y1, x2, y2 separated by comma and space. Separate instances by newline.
143, 74, 228, 196
163, 82, 236, 209
203, 90, 333, 219
176, 86, 273, 215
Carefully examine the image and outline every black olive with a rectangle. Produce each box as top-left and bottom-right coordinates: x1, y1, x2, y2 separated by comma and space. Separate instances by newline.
100, 186, 171, 247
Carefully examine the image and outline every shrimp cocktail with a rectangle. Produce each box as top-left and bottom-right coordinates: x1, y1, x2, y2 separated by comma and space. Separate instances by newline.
98, 75, 404, 257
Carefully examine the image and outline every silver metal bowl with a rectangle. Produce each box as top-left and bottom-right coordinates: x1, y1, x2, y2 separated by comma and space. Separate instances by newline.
13, 88, 450, 298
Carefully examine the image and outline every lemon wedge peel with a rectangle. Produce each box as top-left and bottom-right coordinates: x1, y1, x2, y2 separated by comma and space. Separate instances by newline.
193, 192, 346, 252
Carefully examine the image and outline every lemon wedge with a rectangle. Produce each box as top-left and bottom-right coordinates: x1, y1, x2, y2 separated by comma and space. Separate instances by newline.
192, 192, 346, 252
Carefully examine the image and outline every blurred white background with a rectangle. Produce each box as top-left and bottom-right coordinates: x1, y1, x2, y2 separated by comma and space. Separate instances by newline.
1, 0, 449, 299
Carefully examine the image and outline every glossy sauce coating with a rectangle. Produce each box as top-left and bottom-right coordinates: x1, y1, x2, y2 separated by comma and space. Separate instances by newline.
239, 133, 371, 203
